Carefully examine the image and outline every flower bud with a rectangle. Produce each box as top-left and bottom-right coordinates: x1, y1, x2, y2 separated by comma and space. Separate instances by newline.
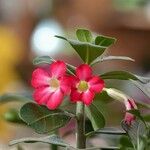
104, 88, 138, 125
103, 88, 127, 101
124, 99, 137, 125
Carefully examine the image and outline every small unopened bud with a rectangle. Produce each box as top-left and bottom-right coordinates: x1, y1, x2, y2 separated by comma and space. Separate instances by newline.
124, 99, 137, 110
104, 88, 138, 125
124, 99, 137, 125
103, 88, 127, 101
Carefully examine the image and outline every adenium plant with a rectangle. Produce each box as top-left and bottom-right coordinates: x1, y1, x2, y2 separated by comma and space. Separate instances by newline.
0, 28, 150, 150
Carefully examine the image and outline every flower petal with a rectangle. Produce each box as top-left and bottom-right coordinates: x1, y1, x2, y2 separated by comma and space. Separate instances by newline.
31, 68, 50, 88
33, 87, 51, 105
125, 99, 137, 110
124, 99, 137, 125
46, 90, 64, 110
128, 99, 137, 109
60, 76, 72, 94
124, 112, 135, 125
82, 90, 95, 105
50, 61, 66, 78
70, 89, 82, 102
76, 64, 92, 80
88, 76, 104, 93
70, 76, 80, 88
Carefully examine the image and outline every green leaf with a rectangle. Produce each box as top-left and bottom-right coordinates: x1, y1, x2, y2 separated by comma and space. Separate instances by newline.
121, 120, 147, 149
9, 134, 69, 147
100, 71, 150, 84
96, 128, 126, 135
76, 29, 92, 42
33, 56, 76, 75
20, 102, 71, 134
95, 35, 116, 47
85, 103, 105, 131
91, 55, 134, 66
3, 108, 24, 124
94, 91, 114, 104
119, 135, 133, 149
86, 128, 126, 137
85, 92, 110, 136
55, 35, 106, 64
33, 56, 54, 65
130, 80, 150, 98
101, 71, 137, 80
0, 93, 32, 104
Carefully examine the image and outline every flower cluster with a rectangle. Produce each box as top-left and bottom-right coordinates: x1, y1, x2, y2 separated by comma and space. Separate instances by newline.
31, 61, 105, 110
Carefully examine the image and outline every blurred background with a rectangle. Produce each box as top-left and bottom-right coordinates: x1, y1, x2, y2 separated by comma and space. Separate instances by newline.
0, 0, 150, 149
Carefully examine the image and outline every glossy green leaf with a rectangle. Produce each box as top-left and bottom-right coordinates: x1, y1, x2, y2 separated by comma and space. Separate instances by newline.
33, 56, 76, 75
0, 93, 32, 104
9, 134, 69, 147
20, 102, 71, 134
95, 35, 116, 47
76, 29, 92, 42
85, 103, 105, 131
100, 71, 150, 84
55, 35, 106, 64
91, 55, 134, 66
56, 30, 116, 64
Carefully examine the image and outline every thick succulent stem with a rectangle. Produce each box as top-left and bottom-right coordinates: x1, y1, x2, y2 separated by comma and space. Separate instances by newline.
76, 102, 86, 149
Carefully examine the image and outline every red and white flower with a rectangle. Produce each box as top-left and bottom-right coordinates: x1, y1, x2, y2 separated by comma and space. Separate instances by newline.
70, 64, 104, 105
31, 61, 71, 110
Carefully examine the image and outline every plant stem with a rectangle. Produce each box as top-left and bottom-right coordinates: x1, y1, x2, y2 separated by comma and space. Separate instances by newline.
76, 102, 86, 149
50, 144, 58, 150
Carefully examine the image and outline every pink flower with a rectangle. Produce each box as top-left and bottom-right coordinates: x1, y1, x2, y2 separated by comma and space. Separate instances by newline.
124, 99, 137, 125
70, 64, 104, 105
31, 61, 71, 110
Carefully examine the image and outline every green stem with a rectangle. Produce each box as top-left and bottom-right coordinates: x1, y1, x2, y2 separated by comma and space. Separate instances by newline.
76, 102, 86, 149
50, 144, 58, 150
50, 130, 58, 150
85, 48, 89, 64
